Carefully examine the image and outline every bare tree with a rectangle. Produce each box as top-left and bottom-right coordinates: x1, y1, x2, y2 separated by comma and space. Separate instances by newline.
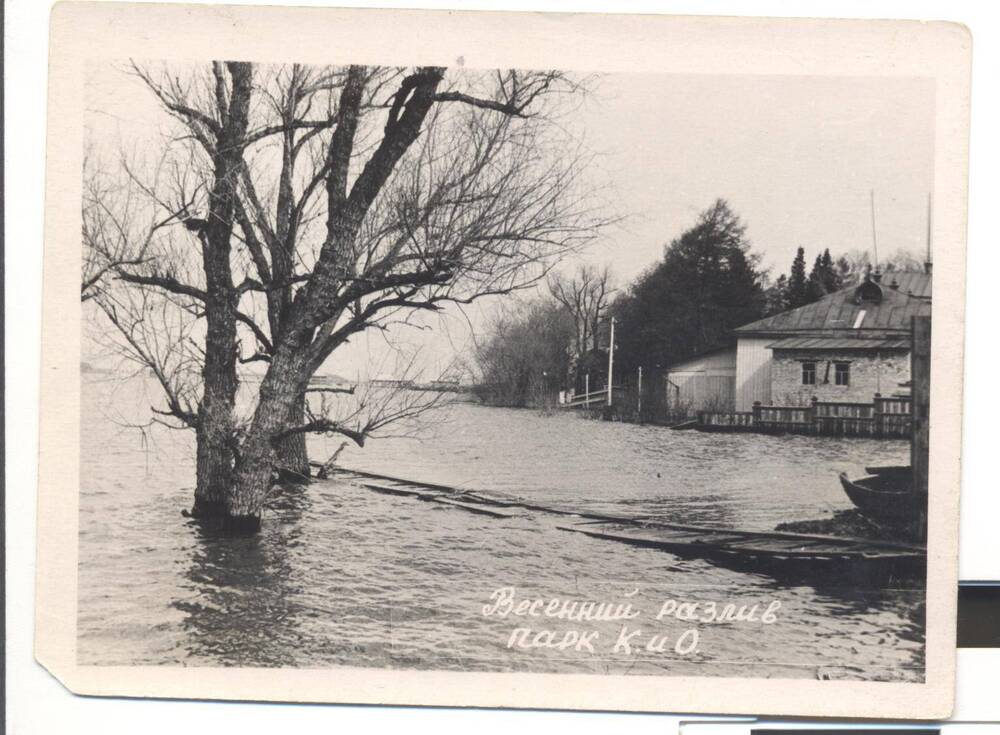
473, 296, 575, 407
83, 61, 605, 531
548, 263, 614, 364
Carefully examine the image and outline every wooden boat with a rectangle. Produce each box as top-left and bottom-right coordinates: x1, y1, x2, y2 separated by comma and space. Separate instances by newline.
557, 518, 925, 578
864, 465, 911, 479
839, 469, 923, 528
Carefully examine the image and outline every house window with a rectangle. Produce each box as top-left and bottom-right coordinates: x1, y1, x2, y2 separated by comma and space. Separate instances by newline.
835, 362, 850, 386
802, 362, 816, 385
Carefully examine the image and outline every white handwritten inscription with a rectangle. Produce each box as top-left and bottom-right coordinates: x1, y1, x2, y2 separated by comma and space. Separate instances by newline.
482, 587, 783, 657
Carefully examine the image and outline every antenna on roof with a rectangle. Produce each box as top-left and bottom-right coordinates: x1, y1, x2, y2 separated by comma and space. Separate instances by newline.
869, 189, 880, 272
925, 191, 933, 275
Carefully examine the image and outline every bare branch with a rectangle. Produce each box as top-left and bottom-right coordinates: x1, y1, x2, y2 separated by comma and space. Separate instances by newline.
274, 419, 367, 446
234, 309, 274, 354
304, 385, 356, 395
117, 271, 207, 301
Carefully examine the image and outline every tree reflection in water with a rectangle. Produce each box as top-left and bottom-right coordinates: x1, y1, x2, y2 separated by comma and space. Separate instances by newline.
174, 484, 311, 666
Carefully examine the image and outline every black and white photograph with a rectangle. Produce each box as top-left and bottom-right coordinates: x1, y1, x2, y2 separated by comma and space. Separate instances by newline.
33, 3, 970, 719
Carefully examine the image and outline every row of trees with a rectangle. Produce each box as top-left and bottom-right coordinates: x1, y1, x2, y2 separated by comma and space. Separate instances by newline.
474, 265, 612, 406
475, 200, 766, 399
475, 198, 928, 401
769, 246, 926, 312
83, 61, 606, 532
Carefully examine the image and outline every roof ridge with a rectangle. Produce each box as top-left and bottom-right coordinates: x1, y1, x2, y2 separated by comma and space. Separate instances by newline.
734, 274, 931, 335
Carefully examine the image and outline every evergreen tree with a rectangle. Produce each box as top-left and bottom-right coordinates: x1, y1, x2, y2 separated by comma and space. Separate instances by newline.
612, 199, 767, 376
805, 253, 826, 303
819, 248, 840, 292
764, 273, 788, 315
786, 246, 809, 308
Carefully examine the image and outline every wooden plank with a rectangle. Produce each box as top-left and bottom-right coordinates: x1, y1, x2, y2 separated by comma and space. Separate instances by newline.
719, 538, 864, 553
589, 518, 924, 551
640, 530, 755, 545
590, 526, 773, 548
335, 467, 466, 494
432, 498, 517, 518
560, 526, 922, 561
360, 481, 516, 518
346, 468, 927, 560
361, 482, 439, 500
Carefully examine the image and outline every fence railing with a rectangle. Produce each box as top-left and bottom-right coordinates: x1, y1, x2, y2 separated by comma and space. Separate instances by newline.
697, 393, 912, 438
559, 386, 628, 409
696, 411, 755, 431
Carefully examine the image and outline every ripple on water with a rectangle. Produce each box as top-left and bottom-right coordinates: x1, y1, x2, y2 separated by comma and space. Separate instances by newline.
78, 378, 922, 680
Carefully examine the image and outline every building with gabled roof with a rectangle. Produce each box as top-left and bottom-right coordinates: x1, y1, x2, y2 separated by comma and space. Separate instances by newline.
731, 269, 931, 410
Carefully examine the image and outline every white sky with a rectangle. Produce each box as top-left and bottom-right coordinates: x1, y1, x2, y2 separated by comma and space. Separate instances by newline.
84, 64, 935, 380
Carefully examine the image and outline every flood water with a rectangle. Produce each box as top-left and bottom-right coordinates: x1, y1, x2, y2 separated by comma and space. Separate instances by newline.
78, 376, 924, 680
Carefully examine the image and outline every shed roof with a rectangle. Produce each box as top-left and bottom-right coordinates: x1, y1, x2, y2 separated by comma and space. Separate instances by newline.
768, 337, 910, 351
735, 271, 931, 336
662, 343, 735, 371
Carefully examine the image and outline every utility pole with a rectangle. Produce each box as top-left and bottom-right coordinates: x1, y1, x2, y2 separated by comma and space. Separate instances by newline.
607, 316, 615, 407
637, 365, 643, 422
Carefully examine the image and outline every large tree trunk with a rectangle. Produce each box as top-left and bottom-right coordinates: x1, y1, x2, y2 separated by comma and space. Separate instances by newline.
274, 392, 310, 481
228, 340, 312, 527
218, 65, 446, 531
190, 289, 239, 521
188, 62, 252, 529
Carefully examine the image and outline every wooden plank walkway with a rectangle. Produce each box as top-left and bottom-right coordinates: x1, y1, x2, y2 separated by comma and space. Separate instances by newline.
329, 467, 925, 579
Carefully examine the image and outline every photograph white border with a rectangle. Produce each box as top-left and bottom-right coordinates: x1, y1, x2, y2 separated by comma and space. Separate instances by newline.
31, 1, 970, 720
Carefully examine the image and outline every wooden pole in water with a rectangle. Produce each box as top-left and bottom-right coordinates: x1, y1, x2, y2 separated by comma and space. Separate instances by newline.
585, 373, 590, 402
637, 365, 643, 422
607, 317, 615, 407
911, 315, 931, 542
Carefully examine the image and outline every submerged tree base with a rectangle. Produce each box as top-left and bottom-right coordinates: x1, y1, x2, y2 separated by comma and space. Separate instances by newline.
183, 501, 262, 535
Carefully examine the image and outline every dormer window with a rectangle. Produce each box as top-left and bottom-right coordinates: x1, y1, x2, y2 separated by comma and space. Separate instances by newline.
853, 278, 884, 305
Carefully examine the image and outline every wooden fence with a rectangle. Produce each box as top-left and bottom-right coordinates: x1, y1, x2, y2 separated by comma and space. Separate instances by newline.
697, 393, 912, 438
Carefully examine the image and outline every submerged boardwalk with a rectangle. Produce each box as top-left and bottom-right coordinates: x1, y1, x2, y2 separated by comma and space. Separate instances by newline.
330, 467, 925, 582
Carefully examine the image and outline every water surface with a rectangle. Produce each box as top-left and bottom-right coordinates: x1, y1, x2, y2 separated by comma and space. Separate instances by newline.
78, 378, 922, 680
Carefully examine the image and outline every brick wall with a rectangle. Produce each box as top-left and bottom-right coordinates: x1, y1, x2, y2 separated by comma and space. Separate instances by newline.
769, 349, 910, 406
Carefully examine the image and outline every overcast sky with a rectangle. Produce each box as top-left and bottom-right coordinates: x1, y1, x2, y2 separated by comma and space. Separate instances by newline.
85, 65, 935, 380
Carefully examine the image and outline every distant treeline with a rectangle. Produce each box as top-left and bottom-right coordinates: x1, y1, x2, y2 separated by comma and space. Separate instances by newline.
474, 198, 924, 407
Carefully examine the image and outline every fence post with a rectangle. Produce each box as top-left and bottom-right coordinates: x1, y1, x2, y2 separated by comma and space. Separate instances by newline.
873, 392, 883, 437
752, 401, 761, 427
809, 395, 818, 434
607, 317, 615, 407
912, 316, 931, 542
